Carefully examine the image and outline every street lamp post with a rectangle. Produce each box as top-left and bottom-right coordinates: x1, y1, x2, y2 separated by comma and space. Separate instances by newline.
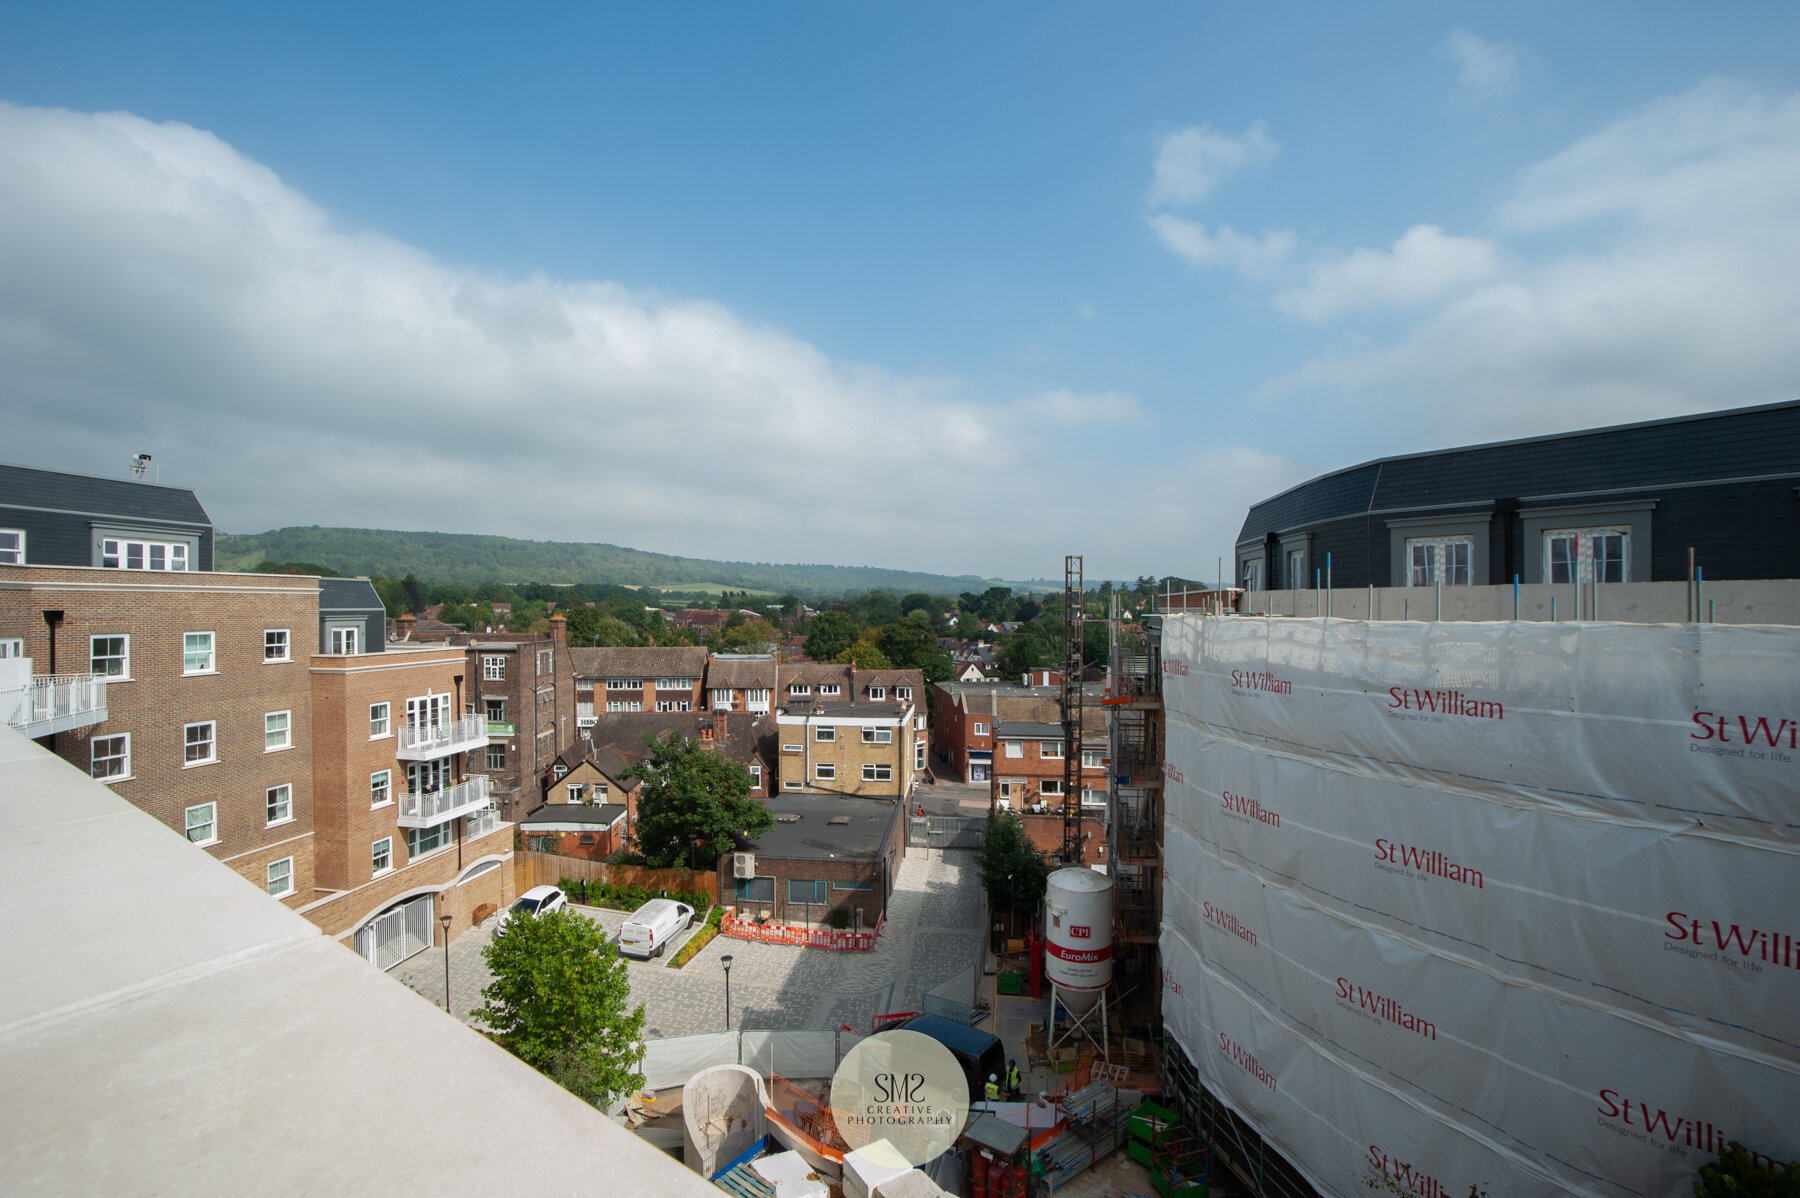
721, 953, 734, 1030
439, 913, 454, 1015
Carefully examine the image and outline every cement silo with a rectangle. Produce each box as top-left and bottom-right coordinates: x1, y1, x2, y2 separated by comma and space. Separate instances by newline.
1043, 867, 1114, 1018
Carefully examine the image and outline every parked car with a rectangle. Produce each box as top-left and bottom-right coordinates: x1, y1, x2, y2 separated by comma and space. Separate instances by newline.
496, 885, 567, 934
618, 898, 695, 959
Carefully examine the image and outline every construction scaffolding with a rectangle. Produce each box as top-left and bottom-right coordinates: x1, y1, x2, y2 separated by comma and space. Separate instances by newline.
1104, 602, 1164, 1021
1060, 555, 1084, 867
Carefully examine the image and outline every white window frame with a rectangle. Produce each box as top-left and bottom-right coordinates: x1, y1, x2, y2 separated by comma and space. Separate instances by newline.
815, 763, 837, 781
263, 629, 290, 663
1288, 548, 1307, 589
862, 762, 893, 782
915, 741, 926, 770
266, 783, 293, 826
102, 537, 189, 571
372, 837, 393, 876
183, 721, 216, 767
371, 769, 392, 808
91, 733, 130, 781
0, 528, 22, 565
998, 779, 1020, 800
862, 726, 892, 744
608, 678, 642, 690
483, 654, 506, 681
185, 801, 217, 846
1082, 750, 1103, 768
1081, 787, 1107, 808
749, 764, 762, 787
782, 742, 802, 753
267, 856, 294, 898
369, 702, 390, 739
1041, 779, 1064, 796
264, 710, 292, 752
329, 625, 360, 655
868, 686, 885, 700
746, 688, 771, 705
895, 686, 911, 701
784, 779, 803, 790
656, 677, 693, 690
1405, 536, 1474, 588
183, 631, 215, 675
815, 725, 836, 742
973, 721, 989, 737
1544, 527, 1631, 585
789, 683, 810, 696
819, 683, 841, 697
1241, 557, 1264, 591
1003, 740, 1023, 759
1041, 741, 1063, 759
485, 744, 507, 770
485, 698, 507, 724
89, 634, 130, 679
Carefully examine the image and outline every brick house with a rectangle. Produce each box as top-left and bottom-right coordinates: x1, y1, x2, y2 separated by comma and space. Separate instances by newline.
930, 681, 1060, 784
718, 795, 905, 929
584, 709, 777, 801
568, 645, 708, 719
465, 632, 577, 822
989, 703, 1108, 815
705, 653, 777, 714
1020, 810, 1108, 868
774, 696, 922, 801
519, 801, 629, 860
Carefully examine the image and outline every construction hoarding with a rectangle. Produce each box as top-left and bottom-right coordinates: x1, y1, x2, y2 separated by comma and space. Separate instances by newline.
1158, 615, 1799, 1198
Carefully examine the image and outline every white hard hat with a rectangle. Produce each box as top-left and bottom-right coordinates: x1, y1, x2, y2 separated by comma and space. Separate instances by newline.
989, 1073, 998, 1081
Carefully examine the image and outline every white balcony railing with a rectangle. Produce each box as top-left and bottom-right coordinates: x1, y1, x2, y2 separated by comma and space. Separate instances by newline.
396, 774, 493, 829
0, 671, 108, 739
466, 803, 502, 839
396, 715, 488, 761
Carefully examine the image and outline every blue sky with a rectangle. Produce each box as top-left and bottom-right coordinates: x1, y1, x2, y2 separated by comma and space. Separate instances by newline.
4, 3, 1799, 581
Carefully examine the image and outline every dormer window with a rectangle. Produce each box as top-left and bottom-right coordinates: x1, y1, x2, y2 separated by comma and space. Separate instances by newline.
868, 686, 885, 700
789, 683, 810, 696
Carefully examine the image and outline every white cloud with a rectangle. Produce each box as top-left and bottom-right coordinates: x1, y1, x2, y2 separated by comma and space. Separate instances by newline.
1148, 214, 1296, 280
1440, 30, 1521, 98
1148, 122, 1279, 208
1274, 224, 1503, 320
0, 103, 1200, 580
1264, 82, 1800, 445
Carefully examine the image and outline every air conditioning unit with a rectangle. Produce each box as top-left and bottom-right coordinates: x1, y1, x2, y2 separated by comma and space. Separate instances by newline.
733, 852, 756, 879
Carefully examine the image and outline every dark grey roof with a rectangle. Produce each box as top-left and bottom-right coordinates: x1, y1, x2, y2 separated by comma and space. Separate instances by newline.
776, 700, 906, 719
738, 796, 900, 860
1236, 398, 1800, 545
0, 462, 212, 529
994, 722, 1064, 740
519, 803, 628, 827
319, 577, 383, 612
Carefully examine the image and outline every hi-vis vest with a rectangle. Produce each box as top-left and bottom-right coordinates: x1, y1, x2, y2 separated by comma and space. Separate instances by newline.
985, 1079, 1000, 1101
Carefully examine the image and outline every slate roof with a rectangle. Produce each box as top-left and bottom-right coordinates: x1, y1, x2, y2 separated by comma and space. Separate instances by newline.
566, 646, 708, 680
735, 795, 901, 860
319, 577, 383, 613
1236, 398, 1800, 545
584, 710, 775, 772
0, 462, 213, 529
519, 803, 629, 828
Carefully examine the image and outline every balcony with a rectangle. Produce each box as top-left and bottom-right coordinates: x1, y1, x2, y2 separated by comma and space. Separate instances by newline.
396, 715, 488, 761
397, 775, 493, 829
0, 661, 107, 739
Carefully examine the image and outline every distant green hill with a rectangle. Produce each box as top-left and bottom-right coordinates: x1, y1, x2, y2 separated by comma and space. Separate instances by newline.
216, 526, 1027, 597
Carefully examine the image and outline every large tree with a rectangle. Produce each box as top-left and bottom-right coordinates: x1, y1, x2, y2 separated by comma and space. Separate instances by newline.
624, 731, 774, 869
877, 617, 953, 681
474, 909, 646, 1108
977, 811, 1050, 921
804, 609, 860, 662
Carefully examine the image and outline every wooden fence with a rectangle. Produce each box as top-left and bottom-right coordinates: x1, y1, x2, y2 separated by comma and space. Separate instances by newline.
514, 851, 718, 901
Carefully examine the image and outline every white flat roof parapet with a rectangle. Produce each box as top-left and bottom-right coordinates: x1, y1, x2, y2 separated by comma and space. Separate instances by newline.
0, 724, 715, 1197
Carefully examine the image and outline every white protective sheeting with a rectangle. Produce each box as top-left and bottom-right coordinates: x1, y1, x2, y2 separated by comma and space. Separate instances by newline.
1158, 616, 1800, 1198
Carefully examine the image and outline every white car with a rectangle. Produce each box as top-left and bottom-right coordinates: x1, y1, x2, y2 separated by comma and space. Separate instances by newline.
496, 885, 568, 933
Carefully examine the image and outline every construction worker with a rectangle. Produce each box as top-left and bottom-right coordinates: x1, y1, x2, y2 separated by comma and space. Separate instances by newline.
1005, 1059, 1022, 1100
985, 1073, 1000, 1107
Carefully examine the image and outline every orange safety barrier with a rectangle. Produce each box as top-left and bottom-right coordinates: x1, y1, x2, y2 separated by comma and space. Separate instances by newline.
718, 905, 881, 952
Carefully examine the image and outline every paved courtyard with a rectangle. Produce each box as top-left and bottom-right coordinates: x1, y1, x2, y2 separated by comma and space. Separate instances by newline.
389, 841, 988, 1039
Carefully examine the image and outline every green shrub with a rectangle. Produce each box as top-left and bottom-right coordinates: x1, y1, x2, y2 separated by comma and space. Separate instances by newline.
828, 905, 851, 930
669, 907, 726, 968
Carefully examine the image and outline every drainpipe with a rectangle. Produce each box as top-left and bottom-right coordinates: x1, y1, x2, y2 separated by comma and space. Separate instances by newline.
43, 611, 63, 674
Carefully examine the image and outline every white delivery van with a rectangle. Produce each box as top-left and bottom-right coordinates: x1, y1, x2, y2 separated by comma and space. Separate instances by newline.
618, 898, 695, 959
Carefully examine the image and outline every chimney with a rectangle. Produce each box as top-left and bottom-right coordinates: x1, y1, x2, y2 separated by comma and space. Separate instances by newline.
549, 613, 567, 644
396, 613, 416, 640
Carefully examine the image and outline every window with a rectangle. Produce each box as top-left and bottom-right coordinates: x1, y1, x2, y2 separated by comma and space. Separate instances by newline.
816, 763, 837, 781
861, 726, 892, 744
1042, 741, 1063, 759
1041, 779, 1063, 796
608, 678, 642, 690
819, 683, 840, 697
1545, 528, 1629, 584
486, 698, 506, 724
101, 537, 188, 571
749, 764, 762, 787
329, 625, 360, 655
1082, 750, 1104, 768
868, 686, 885, 700
264, 710, 291, 751
607, 700, 642, 713
369, 702, 390, 738
915, 741, 925, 770
815, 725, 836, 742
863, 763, 893, 782
483, 655, 506, 680
973, 722, 989, 737
782, 742, 802, 753
1241, 558, 1264, 591
183, 632, 214, 674
89, 635, 129, 678
656, 677, 693, 690
183, 721, 216, 766
371, 770, 392, 807
657, 699, 693, 712
566, 783, 587, 803
371, 838, 393, 875
1081, 787, 1107, 808
788, 879, 828, 904
577, 700, 595, 719
91, 733, 130, 780
594, 781, 609, 799
578, 834, 595, 846
895, 687, 911, 701
712, 688, 733, 708
1003, 740, 1023, 759
1288, 548, 1307, 589
185, 802, 217, 845
486, 744, 507, 770
746, 689, 771, 705
998, 779, 1021, 800
0, 638, 21, 658
832, 878, 876, 891
264, 629, 290, 662
0, 529, 22, 564
784, 780, 803, 790
407, 824, 451, 856
735, 876, 776, 903
789, 683, 810, 696
266, 783, 293, 825
1405, 537, 1473, 588
267, 857, 293, 898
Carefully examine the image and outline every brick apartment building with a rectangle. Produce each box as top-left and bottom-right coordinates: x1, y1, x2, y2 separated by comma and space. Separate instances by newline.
466, 632, 576, 821
718, 795, 905, 929
706, 654, 777, 713
931, 680, 1061, 783
990, 707, 1108, 814
568, 645, 708, 718
774, 695, 923, 800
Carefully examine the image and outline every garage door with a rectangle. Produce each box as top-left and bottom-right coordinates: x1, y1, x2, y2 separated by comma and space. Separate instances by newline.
355, 893, 435, 971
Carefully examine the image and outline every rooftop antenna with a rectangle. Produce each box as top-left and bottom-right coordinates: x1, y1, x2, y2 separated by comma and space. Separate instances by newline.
129, 453, 152, 481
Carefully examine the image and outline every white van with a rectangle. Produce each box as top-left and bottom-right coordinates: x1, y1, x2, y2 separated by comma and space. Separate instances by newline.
618, 898, 695, 959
